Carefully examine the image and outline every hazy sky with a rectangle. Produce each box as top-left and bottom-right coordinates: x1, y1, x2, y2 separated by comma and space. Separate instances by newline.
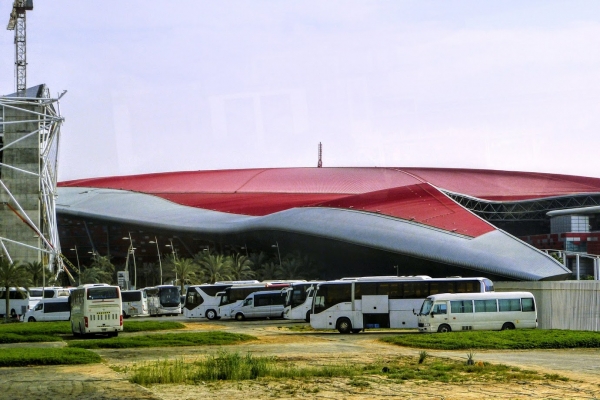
1, 1, 600, 181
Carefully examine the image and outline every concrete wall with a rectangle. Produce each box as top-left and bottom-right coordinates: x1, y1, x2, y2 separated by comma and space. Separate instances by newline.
495, 281, 600, 331
0, 101, 41, 262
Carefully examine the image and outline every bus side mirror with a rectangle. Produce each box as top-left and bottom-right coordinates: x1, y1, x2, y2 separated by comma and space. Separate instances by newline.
412, 308, 416, 315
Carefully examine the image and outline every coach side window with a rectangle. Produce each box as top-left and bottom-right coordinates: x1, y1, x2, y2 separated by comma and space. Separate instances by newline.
521, 298, 535, 312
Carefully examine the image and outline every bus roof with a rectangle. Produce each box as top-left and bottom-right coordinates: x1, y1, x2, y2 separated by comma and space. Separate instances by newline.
426, 292, 534, 301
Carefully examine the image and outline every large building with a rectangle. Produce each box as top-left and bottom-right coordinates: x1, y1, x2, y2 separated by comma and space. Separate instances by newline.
55, 167, 600, 282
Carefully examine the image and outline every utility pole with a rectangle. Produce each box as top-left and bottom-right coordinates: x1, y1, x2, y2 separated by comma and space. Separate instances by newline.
7, 0, 34, 94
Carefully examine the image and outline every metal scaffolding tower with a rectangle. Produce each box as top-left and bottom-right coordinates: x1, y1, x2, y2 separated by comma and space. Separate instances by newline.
0, 86, 65, 272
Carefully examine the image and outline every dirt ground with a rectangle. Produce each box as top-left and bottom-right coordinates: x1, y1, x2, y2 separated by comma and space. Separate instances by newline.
2, 319, 600, 399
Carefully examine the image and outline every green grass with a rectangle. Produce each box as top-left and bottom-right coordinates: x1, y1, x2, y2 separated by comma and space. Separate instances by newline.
381, 329, 600, 350
0, 320, 185, 344
127, 350, 568, 386
122, 320, 185, 332
68, 331, 255, 349
0, 347, 101, 366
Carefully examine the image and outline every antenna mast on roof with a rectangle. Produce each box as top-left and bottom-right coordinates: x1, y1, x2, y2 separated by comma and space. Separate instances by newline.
317, 142, 322, 168
7, 0, 33, 94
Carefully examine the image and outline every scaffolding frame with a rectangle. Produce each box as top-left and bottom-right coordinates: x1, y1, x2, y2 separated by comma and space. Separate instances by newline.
0, 87, 65, 275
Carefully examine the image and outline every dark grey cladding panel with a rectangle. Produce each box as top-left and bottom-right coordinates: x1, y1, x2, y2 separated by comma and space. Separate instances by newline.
57, 187, 571, 281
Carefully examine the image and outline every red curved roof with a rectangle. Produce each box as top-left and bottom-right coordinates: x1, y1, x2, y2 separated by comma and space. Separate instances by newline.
59, 167, 600, 238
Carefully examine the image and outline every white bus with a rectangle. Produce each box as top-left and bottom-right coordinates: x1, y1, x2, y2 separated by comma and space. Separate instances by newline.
70, 284, 123, 337
283, 282, 322, 322
0, 287, 31, 319
121, 289, 149, 318
310, 276, 494, 333
218, 282, 291, 319
184, 283, 234, 319
144, 285, 181, 316
417, 292, 537, 333
28, 287, 71, 300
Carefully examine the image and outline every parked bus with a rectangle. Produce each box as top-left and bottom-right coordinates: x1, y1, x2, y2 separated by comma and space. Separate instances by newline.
121, 289, 149, 318
230, 290, 286, 320
28, 287, 71, 300
23, 297, 70, 322
0, 287, 30, 319
217, 282, 291, 319
417, 292, 537, 333
283, 282, 322, 322
184, 283, 234, 319
69, 284, 123, 337
310, 276, 494, 333
144, 285, 181, 316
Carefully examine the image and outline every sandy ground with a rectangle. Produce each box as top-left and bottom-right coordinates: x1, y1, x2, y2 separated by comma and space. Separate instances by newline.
2, 318, 600, 399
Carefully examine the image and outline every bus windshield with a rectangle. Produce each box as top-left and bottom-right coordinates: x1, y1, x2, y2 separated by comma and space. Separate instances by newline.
159, 287, 180, 307
419, 299, 433, 315
285, 286, 307, 308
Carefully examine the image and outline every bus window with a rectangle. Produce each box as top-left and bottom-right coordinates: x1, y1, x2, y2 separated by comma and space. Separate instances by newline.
450, 300, 473, 313
314, 284, 351, 313
498, 299, 521, 312
521, 298, 535, 312
87, 287, 119, 300
455, 281, 478, 293
355, 282, 377, 299
429, 281, 453, 295
432, 303, 447, 315
474, 299, 497, 312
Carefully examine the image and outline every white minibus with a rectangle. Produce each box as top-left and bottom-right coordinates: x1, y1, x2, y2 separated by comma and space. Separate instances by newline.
310, 276, 494, 333
121, 289, 148, 318
417, 292, 537, 333
230, 290, 286, 320
24, 297, 70, 322
217, 282, 291, 319
70, 284, 123, 337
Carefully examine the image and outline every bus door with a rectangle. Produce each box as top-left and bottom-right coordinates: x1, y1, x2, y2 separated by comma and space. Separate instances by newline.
362, 295, 390, 328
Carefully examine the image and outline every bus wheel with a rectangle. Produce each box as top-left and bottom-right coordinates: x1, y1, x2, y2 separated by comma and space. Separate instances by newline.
336, 318, 352, 334
10, 309, 17, 319
305, 311, 311, 323
437, 324, 451, 333
108, 332, 118, 338
206, 309, 217, 320
235, 313, 245, 321
501, 322, 515, 330
122, 311, 129, 319
28, 316, 36, 322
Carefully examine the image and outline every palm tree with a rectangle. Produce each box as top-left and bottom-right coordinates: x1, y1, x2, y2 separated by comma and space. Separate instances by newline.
248, 251, 268, 276
257, 262, 279, 281
195, 252, 232, 284
228, 253, 255, 281
90, 254, 115, 283
79, 266, 113, 285
0, 258, 30, 322
277, 257, 305, 280
23, 261, 55, 287
172, 258, 198, 293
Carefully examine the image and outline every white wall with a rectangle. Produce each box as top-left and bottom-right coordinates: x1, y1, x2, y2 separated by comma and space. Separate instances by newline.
495, 281, 600, 331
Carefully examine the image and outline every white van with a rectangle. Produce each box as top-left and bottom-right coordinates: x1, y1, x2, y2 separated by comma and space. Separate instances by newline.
417, 292, 537, 333
23, 297, 71, 322
230, 290, 286, 321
